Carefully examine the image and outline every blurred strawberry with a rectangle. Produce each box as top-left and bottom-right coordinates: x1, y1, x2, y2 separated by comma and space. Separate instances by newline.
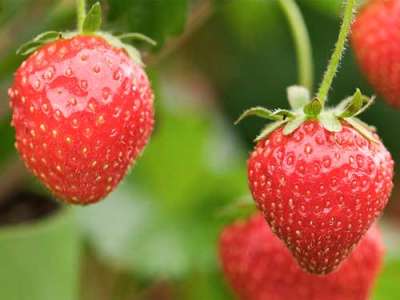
352, 0, 400, 108
219, 214, 384, 300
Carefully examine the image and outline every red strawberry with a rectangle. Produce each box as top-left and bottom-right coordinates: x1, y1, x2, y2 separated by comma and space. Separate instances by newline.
219, 214, 384, 300
352, 0, 400, 108
9, 35, 154, 204
247, 120, 393, 274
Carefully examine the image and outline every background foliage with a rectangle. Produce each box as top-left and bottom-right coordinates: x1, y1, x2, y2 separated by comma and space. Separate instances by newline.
0, 0, 399, 299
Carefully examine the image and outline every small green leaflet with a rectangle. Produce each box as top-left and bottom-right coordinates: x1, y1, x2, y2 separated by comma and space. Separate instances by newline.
16, 31, 61, 55
255, 120, 287, 141
303, 97, 322, 117
319, 112, 342, 132
287, 85, 310, 110
283, 115, 306, 135
117, 33, 157, 46
345, 117, 379, 143
336, 89, 375, 118
82, 2, 102, 34
340, 88, 363, 118
235, 107, 282, 124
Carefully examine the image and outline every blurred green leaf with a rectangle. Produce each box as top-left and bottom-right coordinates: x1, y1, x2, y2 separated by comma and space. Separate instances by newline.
373, 259, 400, 300
107, 0, 188, 46
0, 208, 81, 300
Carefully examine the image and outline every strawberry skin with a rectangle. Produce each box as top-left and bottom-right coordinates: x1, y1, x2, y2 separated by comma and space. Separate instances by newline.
9, 35, 154, 204
248, 120, 393, 274
352, 0, 400, 108
219, 214, 384, 300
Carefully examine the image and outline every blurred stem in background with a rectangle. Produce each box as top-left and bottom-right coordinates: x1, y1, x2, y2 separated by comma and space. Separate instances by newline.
76, 0, 86, 32
277, 0, 314, 91
317, 0, 356, 105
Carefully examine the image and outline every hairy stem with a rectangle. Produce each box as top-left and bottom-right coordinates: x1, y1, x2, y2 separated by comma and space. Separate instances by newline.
277, 0, 314, 91
77, 0, 86, 32
317, 0, 356, 105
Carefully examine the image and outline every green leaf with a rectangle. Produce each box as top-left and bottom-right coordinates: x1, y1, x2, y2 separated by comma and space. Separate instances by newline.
287, 85, 310, 110
339, 88, 363, 118
319, 112, 342, 132
353, 95, 375, 117
0, 208, 80, 300
17, 31, 62, 56
117, 32, 157, 46
16, 40, 43, 55
235, 106, 283, 124
33, 31, 61, 42
345, 117, 379, 143
283, 115, 306, 135
272, 109, 296, 119
82, 2, 102, 33
255, 120, 287, 141
303, 98, 322, 117
373, 259, 400, 300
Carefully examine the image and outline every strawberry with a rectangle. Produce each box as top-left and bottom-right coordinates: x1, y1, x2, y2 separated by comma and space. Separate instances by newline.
9, 4, 155, 205
352, 0, 400, 108
247, 119, 393, 274
236, 0, 394, 273
219, 214, 384, 300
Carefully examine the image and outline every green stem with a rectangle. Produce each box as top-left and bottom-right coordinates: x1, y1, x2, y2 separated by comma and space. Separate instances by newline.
317, 0, 356, 105
76, 0, 86, 32
277, 0, 313, 92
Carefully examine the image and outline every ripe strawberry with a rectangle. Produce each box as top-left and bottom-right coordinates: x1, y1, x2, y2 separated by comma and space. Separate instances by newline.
247, 120, 393, 274
352, 0, 400, 108
219, 214, 384, 300
9, 35, 154, 204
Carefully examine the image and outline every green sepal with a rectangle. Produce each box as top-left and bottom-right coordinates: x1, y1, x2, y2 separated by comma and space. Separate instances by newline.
272, 109, 296, 119
319, 111, 342, 132
33, 31, 61, 42
117, 33, 157, 46
287, 85, 310, 110
345, 117, 379, 143
283, 115, 306, 135
17, 31, 62, 56
337, 90, 375, 118
352, 95, 375, 117
255, 120, 287, 141
82, 2, 102, 34
303, 97, 322, 117
17, 41, 44, 56
235, 107, 283, 124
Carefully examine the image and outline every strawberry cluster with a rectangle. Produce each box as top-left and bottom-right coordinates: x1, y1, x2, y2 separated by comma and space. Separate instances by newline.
219, 0, 395, 299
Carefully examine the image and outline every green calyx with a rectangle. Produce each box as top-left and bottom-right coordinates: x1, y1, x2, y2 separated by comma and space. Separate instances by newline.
236, 86, 378, 143
16, 2, 156, 66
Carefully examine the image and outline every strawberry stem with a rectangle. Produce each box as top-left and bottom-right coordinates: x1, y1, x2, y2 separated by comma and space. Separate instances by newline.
277, 0, 313, 92
317, 0, 356, 105
77, 0, 87, 33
